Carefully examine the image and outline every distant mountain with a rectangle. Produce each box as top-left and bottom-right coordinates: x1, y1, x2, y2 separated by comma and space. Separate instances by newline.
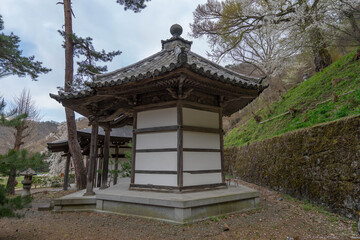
0, 118, 89, 154
0, 120, 59, 154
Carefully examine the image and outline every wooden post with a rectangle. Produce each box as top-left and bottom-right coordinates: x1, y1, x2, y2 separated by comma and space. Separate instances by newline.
131, 112, 137, 184
84, 121, 98, 196
219, 107, 226, 184
113, 143, 119, 185
101, 127, 111, 189
63, 153, 71, 190
177, 102, 183, 189
97, 147, 103, 187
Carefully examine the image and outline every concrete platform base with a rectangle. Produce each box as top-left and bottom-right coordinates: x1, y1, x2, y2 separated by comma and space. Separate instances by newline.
54, 179, 260, 224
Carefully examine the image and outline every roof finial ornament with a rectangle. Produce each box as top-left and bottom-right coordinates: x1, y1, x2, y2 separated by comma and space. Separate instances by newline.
170, 24, 183, 37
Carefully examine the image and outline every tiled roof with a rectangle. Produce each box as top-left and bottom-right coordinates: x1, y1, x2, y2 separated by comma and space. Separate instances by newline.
50, 89, 94, 101
87, 48, 263, 90
51, 25, 265, 101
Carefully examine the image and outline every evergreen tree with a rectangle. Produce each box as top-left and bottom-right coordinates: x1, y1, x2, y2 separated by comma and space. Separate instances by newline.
58, 31, 121, 85
60, 0, 150, 190
0, 15, 51, 80
0, 97, 43, 217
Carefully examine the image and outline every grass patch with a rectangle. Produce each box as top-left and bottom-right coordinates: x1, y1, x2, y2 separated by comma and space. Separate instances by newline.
281, 193, 348, 224
225, 48, 360, 147
0, 176, 24, 189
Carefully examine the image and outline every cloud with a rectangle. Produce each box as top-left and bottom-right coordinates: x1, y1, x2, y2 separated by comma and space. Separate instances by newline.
1, 0, 209, 122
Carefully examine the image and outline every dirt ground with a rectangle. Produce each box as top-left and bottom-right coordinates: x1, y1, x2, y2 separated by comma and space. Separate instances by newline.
0, 181, 359, 240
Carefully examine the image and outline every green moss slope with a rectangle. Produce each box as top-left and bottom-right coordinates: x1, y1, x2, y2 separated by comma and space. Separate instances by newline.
225, 48, 360, 147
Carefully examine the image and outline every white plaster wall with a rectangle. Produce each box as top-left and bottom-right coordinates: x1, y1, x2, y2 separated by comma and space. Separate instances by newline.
183, 131, 220, 149
183, 172, 222, 186
182, 108, 219, 129
135, 152, 177, 171
137, 107, 177, 128
183, 152, 221, 171
135, 173, 177, 186
136, 132, 177, 149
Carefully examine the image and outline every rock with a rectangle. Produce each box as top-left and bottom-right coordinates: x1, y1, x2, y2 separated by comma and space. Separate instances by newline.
223, 223, 229, 231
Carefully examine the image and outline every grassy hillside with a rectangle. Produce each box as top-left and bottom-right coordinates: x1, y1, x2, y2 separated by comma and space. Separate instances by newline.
225, 48, 360, 147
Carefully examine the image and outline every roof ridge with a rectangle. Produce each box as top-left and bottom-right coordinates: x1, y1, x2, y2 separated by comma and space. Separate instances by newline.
95, 50, 169, 81
188, 51, 262, 82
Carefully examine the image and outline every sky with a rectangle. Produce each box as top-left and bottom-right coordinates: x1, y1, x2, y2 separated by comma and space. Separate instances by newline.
0, 0, 211, 123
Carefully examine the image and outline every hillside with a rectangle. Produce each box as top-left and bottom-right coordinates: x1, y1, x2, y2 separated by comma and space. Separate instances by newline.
0, 118, 89, 154
225, 48, 360, 147
0, 121, 59, 154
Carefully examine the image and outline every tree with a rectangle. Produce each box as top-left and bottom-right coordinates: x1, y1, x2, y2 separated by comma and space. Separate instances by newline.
58, 31, 121, 86
60, 0, 150, 190
0, 95, 43, 216
190, 0, 360, 74
327, 0, 360, 45
4, 89, 41, 195
0, 184, 29, 218
0, 15, 51, 80
0, 97, 25, 127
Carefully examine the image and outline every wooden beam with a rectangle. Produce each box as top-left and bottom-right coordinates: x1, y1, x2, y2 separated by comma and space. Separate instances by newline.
135, 170, 177, 174
135, 148, 221, 153
83, 121, 98, 196
134, 170, 221, 174
134, 125, 220, 134
129, 183, 227, 192
134, 125, 178, 133
183, 169, 221, 174
183, 148, 221, 152
136, 148, 177, 153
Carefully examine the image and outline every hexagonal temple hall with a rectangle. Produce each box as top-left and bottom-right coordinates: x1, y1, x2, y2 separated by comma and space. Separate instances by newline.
50, 24, 266, 223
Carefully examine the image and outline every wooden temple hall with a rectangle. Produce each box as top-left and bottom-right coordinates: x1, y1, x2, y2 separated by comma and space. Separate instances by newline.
50, 24, 266, 223
47, 126, 132, 189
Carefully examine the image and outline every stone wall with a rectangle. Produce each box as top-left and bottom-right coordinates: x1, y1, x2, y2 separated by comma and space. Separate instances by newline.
225, 115, 360, 218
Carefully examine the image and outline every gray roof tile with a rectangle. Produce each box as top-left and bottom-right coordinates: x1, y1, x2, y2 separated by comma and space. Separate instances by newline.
51, 26, 265, 101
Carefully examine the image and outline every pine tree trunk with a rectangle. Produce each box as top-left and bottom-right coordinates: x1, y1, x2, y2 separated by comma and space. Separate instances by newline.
6, 125, 24, 194
63, 0, 87, 190
6, 168, 16, 195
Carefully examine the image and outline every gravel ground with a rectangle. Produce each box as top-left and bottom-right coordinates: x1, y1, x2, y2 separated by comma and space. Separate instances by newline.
0, 181, 359, 240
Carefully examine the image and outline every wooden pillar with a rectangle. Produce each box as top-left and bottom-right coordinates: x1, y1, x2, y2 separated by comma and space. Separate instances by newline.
63, 152, 71, 190
101, 127, 111, 189
131, 112, 137, 184
219, 107, 225, 184
113, 143, 119, 185
84, 121, 98, 196
177, 102, 183, 188
97, 147, 103, 187
93, 148, 98, 186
